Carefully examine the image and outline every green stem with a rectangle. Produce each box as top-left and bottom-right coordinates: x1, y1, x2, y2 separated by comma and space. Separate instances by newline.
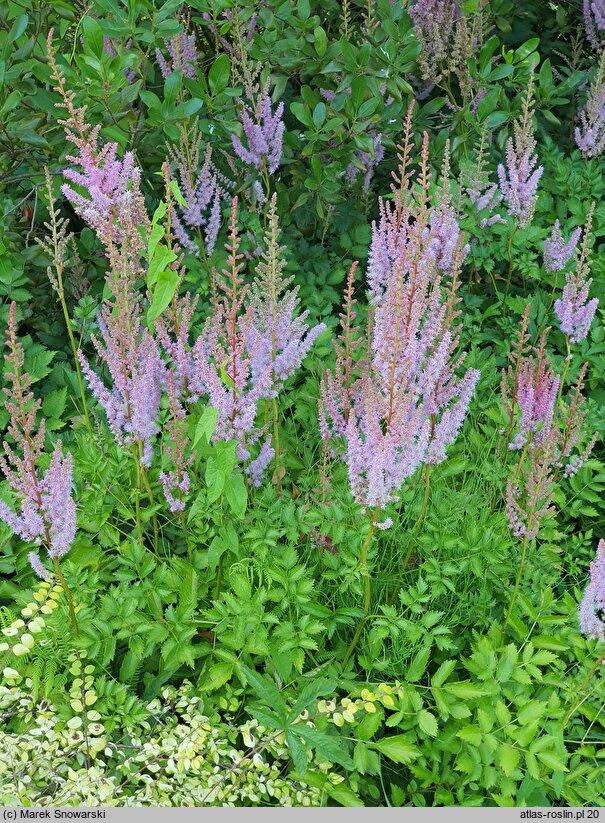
342, 509, 379, 667
51, 557, 78, 638
502, 225, 518, 312
501, 533, 529, 639
401, 465, 431, 574
140, 454, 160, 553
272, 397, 281, 491
562, 647, 605, 728
555, 336, 571, 414
131, 445, 144, 548
57, 285, 92, 435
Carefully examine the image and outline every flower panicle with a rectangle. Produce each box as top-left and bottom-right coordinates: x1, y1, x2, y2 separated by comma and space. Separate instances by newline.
554, 202, 599, 344
579, 538, 605, 640
497, 68, 543, 228
0, 302, 76, 578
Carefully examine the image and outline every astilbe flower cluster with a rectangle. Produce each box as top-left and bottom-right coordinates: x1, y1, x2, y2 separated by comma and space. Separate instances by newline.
346, 130, 385, 192
167, 123, 231, 256
579, 539, 605, 641
505, 431, 557, 540
367, 130, 468, 305
47, 34, 149, 256
408, 0, 461, 84
557, 363, 598, 478
554, 204, 599, 344
232, 83, 285, 177
543, 221, 581, 273
321, 109, 479, 515
584, 0, 605, 50
186, 200, 275, 483
156, 29, 198, 79
497, 73, 543, 228
159, 374, 193, 514
246, 195, 326, 394
508, 332, 560, 451
78, 242, 165, 466
464, 130, 504, 229
0, 304, 76, 580
575, 51, 605, 158
502, 314, 597, 539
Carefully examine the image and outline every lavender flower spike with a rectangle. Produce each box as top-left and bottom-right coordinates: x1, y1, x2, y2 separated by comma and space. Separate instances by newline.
543, 221, 581, 273
584, 0, 605, 49
156, 30, 198, 79
497, 72, 543, 228
575, 51, 605, 159
232, 83, 285, 175
554, 204, 599, 344
579, 539, 605, 641
0, 303, 77, 580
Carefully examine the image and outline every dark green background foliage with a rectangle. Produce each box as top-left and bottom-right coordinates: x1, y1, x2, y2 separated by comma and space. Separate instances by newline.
0, 0, 604, 808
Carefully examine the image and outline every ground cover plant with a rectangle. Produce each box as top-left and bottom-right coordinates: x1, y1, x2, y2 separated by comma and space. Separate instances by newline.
0, 0, 604, 808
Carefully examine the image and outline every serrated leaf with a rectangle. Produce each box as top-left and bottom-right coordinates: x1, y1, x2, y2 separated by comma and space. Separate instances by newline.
239, 664, 287, 722
371, 735, 420, 765
498, 743, 520, 776
291, 724, 354, 771
417, 709, 438, 737
287, 678, 337, 723
536, 750, 568, 773
407, 643, 432, 683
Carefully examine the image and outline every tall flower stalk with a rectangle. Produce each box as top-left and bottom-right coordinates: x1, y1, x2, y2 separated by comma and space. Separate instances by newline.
37, 167, 91, 434
0, 304, 78, 636
322, 108, 479, 660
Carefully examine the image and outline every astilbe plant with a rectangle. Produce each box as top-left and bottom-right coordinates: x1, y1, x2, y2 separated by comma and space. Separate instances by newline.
501, 317, 597, 636
159, 372, 193, 515
167, 123, 231, 257
156, 28, 198, 79
575, 51, 605, 158
579, 539, 605, 641
77, 241, 165, 469
0, 303, 78, 633
543, 221, 582, 273
584, 0, 605, 50
188, 199, 276, 484
321, 111, 479, 637
231, 81, 285, 197
246, 195, 326, 483
497, 70, 543, 229
554, 203, 599, 346
47, 33, 149, 257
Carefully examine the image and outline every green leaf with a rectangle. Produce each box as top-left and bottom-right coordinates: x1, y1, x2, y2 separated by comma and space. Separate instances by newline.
314, 26, 327, 58
205, 456, 225, 503
351, 75, 366, 110
291, 101, 313, 129
536, 750, 568, 773
357, 706, 384, 741
201, 662, 233, 692
239, 664, 288, 722
287, 679, 337, 724
42, 388, 67, 419
194, 407, 218, 447
371, 735, 420, 765
82, 17, 104, 60
312, 102, 326, 128
225, 474, 247, 519
291, 724, 354, 771
325, 782, 364, 807
431, 659, 456, 688
209, 54, 230, 95
407, 643, 432, 683
286, 729, 308, 774
417, 709, 438, 737
167, 179, 188, 208
498, 743, 520, 776
443, 681, 486, 699
147, 267, 179, 324
163, 70, 182, 109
